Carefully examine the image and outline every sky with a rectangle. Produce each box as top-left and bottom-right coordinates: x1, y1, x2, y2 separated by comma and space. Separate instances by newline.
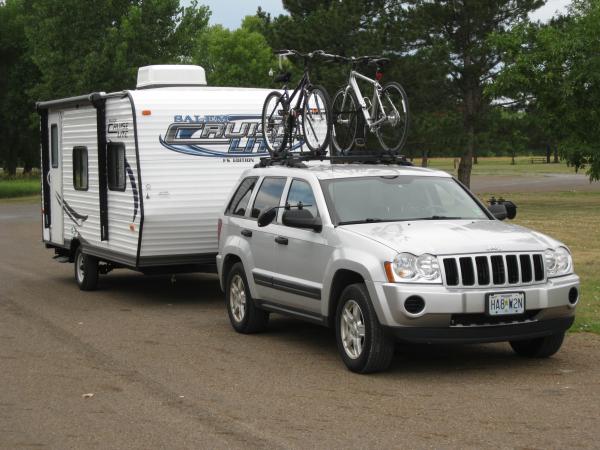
186, 0, 571, 30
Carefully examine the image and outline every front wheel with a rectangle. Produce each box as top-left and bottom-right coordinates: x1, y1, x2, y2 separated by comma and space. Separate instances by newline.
335, 283, 394, 373
226, 262, 269, 334
74, 246, 98, 291
261, 91, 289, 156
302, 85, 331, 156
375, 81, 409, 153
331, 88, 362, 155
509, 332, 565, 358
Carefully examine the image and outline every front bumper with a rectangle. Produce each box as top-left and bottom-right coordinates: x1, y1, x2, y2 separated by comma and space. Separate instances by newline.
371, 273, 579, 342
384, 316, 574, 344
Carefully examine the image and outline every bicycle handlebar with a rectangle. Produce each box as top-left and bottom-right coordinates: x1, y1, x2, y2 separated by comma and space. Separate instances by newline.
274, 49, 339, 60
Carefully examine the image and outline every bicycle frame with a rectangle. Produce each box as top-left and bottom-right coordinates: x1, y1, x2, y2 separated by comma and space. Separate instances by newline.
345, 70, 398, 130
280, 67, 311, 113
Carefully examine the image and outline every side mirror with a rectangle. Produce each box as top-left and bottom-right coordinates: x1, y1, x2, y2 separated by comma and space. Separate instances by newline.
503, 200, 517, 219
257, 207, 277, 227
488, 203, 507, 221
282, 208, 322, 232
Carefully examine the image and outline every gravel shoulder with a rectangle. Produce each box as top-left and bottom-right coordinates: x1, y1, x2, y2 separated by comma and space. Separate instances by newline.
1, 201, 600, 449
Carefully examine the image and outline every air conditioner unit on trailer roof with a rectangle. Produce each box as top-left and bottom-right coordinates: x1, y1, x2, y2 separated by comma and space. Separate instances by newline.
136, 65, 207, 89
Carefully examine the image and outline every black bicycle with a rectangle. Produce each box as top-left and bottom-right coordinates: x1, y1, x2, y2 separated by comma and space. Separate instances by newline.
262, 50, 333, 157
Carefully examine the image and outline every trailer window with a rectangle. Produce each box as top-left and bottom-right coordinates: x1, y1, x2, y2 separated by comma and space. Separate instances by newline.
226, 177, 257, 216
107, 142, 126, 191
251, 177, 286, 219
51, 125, 58, 168
73, 146, 88, 191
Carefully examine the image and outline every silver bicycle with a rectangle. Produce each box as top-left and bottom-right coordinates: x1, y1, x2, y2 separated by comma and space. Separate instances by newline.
331, 56, 409, 154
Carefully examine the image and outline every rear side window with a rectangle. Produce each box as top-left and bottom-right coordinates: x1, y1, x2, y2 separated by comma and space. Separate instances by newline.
226, 177, 257, 216
251, 177, 286, 218
107, 142, 126, 191
51, 125, 58, 168
73, 146, 88, 191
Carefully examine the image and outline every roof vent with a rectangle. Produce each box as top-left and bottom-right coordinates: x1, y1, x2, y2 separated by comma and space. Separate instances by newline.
136, 65, 207, 89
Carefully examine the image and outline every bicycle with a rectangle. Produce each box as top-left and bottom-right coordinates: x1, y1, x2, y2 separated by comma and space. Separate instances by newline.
331, 55, 409, 154
261, 50, 332, 157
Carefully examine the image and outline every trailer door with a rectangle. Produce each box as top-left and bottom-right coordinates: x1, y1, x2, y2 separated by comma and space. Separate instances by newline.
48, 112, 64, 245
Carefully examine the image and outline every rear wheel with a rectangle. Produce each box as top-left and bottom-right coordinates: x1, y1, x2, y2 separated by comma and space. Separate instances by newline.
509, 332, 565, 358
375, 81, 409, 153
226, 262, 269, 334
302, 85, 331, 156
335, 283, 394, 373
331, 88, 362, 155
261, 91, 289, 156
74, 246, 98, 291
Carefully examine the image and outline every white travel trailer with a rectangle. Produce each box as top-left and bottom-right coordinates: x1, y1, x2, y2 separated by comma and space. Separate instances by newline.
37, 65, 273, 290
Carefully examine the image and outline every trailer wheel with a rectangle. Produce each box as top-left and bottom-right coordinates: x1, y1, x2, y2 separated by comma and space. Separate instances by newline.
74, 247, 99, 291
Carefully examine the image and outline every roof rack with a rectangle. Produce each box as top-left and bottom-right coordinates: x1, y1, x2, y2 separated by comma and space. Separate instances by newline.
254, 151, 413, 168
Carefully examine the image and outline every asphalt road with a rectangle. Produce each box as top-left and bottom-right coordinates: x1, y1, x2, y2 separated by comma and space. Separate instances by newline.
1, 200, 600, 449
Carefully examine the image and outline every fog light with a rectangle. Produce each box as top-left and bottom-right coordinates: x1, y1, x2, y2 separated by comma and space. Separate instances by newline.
568, 287, 579, 305
404, 296, 425, 314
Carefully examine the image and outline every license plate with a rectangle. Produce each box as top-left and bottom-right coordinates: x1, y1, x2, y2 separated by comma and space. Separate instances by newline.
486, 292, 525, 316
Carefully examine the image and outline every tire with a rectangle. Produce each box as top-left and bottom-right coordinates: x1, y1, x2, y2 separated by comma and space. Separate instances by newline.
375, 81, 409, 153
331, 88, 363, 155
225, 262, 269, 334
74, 246, 99, 291
301, 85, 331, 156
261, 91, 289, 156
509, 332, 566, 358
335, 283, 394, 373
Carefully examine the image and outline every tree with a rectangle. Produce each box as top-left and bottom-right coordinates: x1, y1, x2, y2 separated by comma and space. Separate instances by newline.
193, 17, 277, 88
392, 0, 544, 187
492, 0, 600, 181
25, 0, 209, 99
0, 0, 40, 175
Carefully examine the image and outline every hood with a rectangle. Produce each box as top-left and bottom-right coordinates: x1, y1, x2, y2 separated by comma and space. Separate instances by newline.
340, 219, 561, 255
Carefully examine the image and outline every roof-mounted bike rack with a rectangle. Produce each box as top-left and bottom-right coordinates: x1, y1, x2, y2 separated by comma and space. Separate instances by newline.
254, 151, 414, 168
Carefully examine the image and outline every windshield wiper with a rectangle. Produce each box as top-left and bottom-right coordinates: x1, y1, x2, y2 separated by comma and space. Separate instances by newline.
420, 215, 463, 220
338, 218, 384, 225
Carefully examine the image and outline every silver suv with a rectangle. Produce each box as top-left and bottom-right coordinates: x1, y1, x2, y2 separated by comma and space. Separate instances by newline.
216, 163, 579, 373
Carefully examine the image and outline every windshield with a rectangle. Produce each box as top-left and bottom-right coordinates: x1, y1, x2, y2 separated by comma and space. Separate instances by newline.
321, 175, 489, 225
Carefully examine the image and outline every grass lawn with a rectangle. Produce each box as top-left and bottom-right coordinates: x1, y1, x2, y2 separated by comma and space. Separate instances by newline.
0, 178, 40, 199
475, 191, 600, 334
427, 156, 577, 177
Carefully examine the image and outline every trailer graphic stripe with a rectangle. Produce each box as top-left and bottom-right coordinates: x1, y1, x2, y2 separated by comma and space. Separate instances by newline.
124, 157, 138, 222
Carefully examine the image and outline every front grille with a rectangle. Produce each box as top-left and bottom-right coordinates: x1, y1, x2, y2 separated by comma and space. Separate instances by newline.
443, 253, 545, 288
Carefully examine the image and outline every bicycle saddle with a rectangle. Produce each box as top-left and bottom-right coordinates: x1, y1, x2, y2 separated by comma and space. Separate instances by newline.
368, 58, 390, 67
274, 71, 292, 83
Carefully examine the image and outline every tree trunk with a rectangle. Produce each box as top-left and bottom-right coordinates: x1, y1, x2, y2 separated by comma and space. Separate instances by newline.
473, 150, 478, 164
546, 144, 551, 163
458, 121, 474, 187
421, 149, 428, 167
553, 145, 559, 163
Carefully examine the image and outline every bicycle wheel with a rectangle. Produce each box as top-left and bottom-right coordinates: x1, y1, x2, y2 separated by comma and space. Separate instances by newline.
301, 85, 331, 155
375, 81, 409, 153
261, 91, 289, 155
331, 88, 362, 154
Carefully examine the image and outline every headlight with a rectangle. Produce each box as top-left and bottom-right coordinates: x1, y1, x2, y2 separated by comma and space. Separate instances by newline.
545, 246, 573, 277
387, 253, 441, 283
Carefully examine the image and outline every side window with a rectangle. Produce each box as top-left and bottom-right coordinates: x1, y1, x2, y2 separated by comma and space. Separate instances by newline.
251, 177, 286, 219
226, 177, 257, 216
51, 125, 58, 168
107, 142, 126, 191
73, 146, 88, 191
286, 179, 318, 217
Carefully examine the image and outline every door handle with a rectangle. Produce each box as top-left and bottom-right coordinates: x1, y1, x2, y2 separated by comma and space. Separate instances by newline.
241, 229, 252, 238
275, 236, 288, 245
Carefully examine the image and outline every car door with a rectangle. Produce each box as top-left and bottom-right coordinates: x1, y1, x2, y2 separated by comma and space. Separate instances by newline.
270, 178, 332, 316
246, 176, 288, 301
